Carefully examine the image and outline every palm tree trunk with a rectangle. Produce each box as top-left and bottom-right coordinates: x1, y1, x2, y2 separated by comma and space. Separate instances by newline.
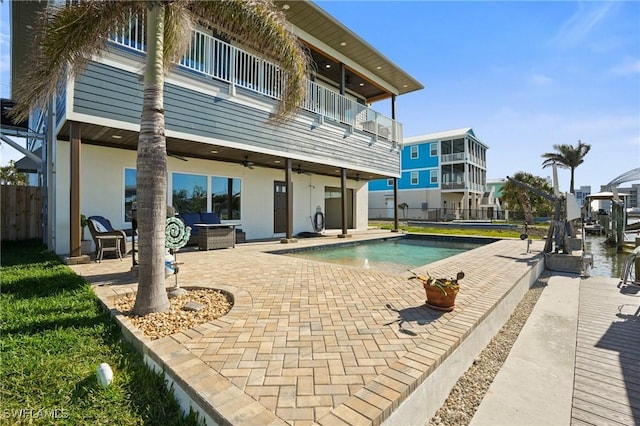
132, 5, 170, 315
570, 168, 575, 194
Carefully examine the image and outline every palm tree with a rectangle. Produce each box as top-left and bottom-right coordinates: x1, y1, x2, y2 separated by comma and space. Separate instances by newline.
10, 0, 309, 315
0, 161, 29, 185
502, 172, 554, 224
541, 140, 591, 194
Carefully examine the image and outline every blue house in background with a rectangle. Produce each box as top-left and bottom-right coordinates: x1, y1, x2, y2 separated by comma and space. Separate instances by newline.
369, 127, 500, 220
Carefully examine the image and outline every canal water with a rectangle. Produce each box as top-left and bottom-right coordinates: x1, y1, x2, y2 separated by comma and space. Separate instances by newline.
583, 234, 630, 279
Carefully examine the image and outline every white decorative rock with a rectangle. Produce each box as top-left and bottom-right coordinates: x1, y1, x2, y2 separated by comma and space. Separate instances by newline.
96, 362, 114, 388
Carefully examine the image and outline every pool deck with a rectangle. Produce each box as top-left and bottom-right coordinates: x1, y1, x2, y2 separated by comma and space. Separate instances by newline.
69, 230, 616, 425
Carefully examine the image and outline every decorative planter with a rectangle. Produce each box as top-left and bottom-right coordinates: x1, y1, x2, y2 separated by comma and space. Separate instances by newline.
424, 283, 458, 311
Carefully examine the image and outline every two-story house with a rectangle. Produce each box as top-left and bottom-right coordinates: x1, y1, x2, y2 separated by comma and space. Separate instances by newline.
369, 127, 494, 220
9, 1, 422, 255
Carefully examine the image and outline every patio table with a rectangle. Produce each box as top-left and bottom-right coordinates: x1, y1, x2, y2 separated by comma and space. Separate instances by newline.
194, 223, 241, 250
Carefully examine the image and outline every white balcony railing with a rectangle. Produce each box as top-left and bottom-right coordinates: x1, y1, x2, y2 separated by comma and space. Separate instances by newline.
441, 152, 465, 162
110, 24, 402, 143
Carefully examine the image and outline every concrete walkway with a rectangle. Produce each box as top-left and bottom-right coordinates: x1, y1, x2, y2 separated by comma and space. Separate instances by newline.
471, 274, 580, 425
71, 231, 548, 425
472, 273, 640, 426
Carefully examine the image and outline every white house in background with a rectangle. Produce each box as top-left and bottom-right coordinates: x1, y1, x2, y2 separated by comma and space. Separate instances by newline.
8, 1, 422, 256
369, 128, 499, 220
574, 185, 591, 209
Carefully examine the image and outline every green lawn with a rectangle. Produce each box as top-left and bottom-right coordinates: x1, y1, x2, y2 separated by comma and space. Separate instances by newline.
370, 221, 549, 239
0, 240, 201, 425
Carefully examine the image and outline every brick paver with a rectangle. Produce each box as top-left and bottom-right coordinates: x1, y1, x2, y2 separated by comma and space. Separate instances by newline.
77, 231, 545, 425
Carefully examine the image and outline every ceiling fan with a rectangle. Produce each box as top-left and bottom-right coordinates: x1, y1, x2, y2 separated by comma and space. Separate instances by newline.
242, 156, 255, 169
295, 165, 312, 176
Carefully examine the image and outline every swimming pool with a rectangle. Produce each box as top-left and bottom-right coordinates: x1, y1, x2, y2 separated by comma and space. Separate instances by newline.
279, 235, 494, 274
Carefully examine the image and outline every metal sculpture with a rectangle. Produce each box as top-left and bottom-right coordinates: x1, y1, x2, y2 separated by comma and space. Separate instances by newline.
165, 217, 191, 294
166, 216, 191, 250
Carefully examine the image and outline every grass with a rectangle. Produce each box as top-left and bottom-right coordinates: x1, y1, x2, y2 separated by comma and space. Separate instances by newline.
370, 221, 550, 239
0, 240, 201, 425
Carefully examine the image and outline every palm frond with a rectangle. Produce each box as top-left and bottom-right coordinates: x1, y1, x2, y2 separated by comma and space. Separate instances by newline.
187, 0, 310, 121
10, 0, 147, 122
163, 1, 194, 72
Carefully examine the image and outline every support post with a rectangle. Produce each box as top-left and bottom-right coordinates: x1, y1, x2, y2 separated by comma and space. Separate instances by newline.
391, 94, 400, 233
66, 121, 88, 263
392, 177, 399, 232
339, 168, 349, 238
70, 122, 81, 257
286, 158, 294, 241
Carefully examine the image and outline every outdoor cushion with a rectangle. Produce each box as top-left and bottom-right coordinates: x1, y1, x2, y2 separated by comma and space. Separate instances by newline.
89, 215, 114, 232
92, 219, 108, 233
200, 212, 221, 224
180, 213, 201, 229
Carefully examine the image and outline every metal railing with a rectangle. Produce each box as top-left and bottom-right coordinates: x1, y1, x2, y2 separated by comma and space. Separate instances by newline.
441, 152, 486, 168
109, 23, 402, 143
441, 182, 486, 191
369, 207, 510, 222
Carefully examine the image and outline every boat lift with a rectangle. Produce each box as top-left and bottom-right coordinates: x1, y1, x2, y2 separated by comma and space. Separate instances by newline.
589, 167, 640, 252
505, 172, 579, 254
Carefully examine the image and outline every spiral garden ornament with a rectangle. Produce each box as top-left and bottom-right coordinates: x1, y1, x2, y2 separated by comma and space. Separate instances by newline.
165, 217, 191, 250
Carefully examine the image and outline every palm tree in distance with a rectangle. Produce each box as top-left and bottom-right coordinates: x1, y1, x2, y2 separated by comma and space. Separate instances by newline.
541, 140, 591, 194
502, 172, 554, 224
10, 0, 309, 315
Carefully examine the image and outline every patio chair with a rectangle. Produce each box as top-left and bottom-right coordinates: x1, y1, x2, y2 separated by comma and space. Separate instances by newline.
87, 216, 128, 262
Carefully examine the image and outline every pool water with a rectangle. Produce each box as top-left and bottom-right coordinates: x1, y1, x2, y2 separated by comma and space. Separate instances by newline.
285, 237, 485, 274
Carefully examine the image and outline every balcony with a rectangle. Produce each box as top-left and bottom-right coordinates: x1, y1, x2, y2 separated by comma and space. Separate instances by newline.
110, 25, 402, 144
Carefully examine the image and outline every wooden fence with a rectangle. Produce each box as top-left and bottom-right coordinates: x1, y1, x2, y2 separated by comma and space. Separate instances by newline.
1, 185, 43, 241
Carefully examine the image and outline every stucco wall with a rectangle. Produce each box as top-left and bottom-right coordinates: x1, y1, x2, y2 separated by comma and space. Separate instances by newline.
54, 142, 368, 254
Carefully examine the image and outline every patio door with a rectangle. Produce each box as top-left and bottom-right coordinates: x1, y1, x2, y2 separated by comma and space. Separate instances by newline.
274, 181, 287, 233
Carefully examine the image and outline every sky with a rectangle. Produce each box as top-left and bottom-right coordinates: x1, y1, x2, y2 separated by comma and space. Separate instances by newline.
1, 0, 639, 193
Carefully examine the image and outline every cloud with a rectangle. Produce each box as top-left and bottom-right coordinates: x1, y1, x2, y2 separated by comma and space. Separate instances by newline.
529, 73, 553, 86
551, 1, 618, 48
608, 58, 640, 77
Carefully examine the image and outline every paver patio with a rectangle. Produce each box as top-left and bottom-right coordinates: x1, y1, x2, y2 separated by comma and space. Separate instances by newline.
71, 230, 546, 425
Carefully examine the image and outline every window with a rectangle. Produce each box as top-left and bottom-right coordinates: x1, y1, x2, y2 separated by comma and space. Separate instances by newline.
124, 168, 136, 222
387, 178, 394, 187
211, 177, 241, 220
430, 143, 438, 156
172, 173, 207, 213
410, 171, 419, 185
430, 169, 438, 184
410, 145, 419, 159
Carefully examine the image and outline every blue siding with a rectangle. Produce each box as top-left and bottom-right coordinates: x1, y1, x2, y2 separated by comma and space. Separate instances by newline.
369, 178, 394, 191
401, 143, 438, 169
369, 143, 440, 191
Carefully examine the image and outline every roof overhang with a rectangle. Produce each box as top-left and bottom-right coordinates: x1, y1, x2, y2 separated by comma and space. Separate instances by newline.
274, 1, 423, 100
11, 1, 423, 103
54, 121, 397, 181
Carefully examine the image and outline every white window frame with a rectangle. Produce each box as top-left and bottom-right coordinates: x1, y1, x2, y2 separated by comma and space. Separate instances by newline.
430, 143, 438, 156
410, 171, 419, 185
387, 178, 394, 187
430, 169, 438, 184
410, 145, 419, 159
